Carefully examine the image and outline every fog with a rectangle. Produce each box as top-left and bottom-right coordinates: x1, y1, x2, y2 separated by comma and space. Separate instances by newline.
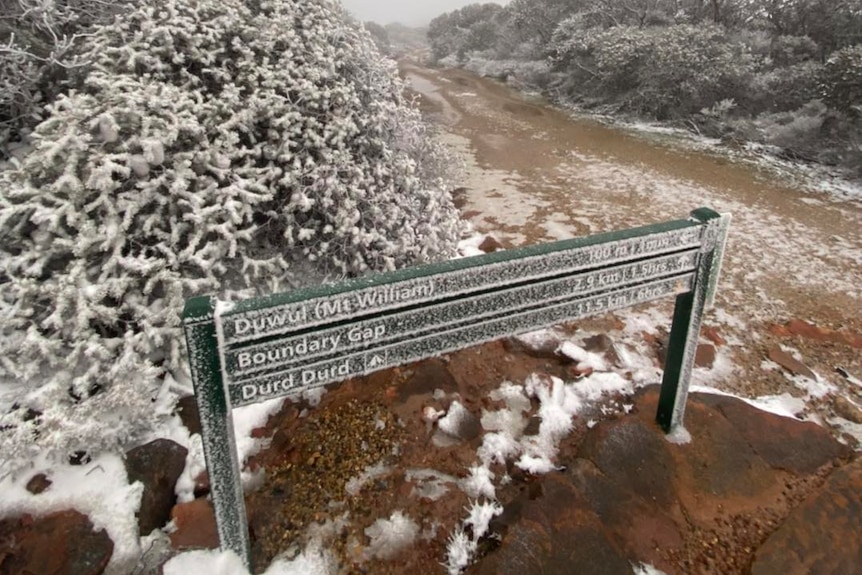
340, 0, 509, 26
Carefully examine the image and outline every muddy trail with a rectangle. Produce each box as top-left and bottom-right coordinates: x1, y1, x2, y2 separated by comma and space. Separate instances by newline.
402, 62, 862, 425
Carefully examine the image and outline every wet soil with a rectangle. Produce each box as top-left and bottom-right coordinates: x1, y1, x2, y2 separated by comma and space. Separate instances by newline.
401, 62, 862, 423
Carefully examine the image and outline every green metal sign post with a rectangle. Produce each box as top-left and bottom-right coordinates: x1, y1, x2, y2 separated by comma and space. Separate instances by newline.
182, 207, 730, 567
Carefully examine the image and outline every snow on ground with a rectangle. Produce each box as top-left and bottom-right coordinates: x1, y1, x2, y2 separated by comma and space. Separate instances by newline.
163, 546, 333, 575
0, 453, 143, 575
610, 118, 862, 204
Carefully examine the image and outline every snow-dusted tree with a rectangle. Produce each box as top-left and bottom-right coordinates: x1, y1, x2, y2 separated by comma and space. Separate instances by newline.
0, 0, 462, 467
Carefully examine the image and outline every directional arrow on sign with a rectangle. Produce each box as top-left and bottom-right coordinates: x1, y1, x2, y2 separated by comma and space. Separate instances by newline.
365, 354, 387, 370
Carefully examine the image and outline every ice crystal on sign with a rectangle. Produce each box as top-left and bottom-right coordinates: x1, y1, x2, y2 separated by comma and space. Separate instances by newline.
0, 0, 463, 466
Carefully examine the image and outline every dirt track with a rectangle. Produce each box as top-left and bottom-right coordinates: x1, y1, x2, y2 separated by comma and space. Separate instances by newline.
403, 62, 862, 435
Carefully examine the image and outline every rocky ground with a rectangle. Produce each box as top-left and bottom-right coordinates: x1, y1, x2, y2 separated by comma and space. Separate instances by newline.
3, 321, 860, 575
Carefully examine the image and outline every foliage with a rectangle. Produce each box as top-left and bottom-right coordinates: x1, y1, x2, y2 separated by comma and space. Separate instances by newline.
0, 0, 462, 466
749, 60, 823, 112
364, 21, 391, 54
0, 0, 134, 157
820, 45, 862, 115
551, 24, 755, 118
427, 3, 506, 62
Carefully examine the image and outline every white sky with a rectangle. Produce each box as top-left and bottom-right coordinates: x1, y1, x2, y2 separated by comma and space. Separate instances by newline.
339, 0, 509, 26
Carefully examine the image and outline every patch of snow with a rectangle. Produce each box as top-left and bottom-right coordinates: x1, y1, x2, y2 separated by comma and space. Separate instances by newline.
438, 400, 473, 437
456, 231, 488, 258
512, 328, 563, 353
163, 549, 247, 575
558, 341, 608, 371
164, 546, 334, 575
444, 529, 474, 575
477, 430, 522, 466
0, 453, 143, 575
461, 464, 496, 499
175, 433, 207, 503
748, 394, 808, 419
828, 417, 862, 449
406, 468, 459, 501
345, 462, 391, 497
423, 406, 446, 423
300, 387, 327, 407
463, 500, 502, 541
363, 511, 420, 560
632, 562, 670, 575
785, 371, 834, 399
665, 426, 692, 445
232, 396, 287, 484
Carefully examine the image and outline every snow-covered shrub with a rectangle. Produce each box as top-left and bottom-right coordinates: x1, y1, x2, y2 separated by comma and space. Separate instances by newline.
820, 45, 862, 115
748, 61, 823, 113
0, 0, 462, 467
759, 100, 829, 161
0, 0, 134, 157
462, 57, 551, 90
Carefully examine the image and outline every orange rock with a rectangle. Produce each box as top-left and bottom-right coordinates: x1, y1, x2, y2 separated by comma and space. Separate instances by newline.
701, 326, 727, 346
768, 347, 817, 381
695, 344, 717, 369
768, 324, 792, 337
786, 319, 825, 339
169, 499, 219, 550
478, 235, 504, 253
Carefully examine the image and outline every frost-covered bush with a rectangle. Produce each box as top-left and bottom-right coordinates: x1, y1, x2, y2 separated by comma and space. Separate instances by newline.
820, 45, 862, 115
0, 0, 133, 156
0, 0, 462, 467
758, 100, 829, 161
550, 25, 754, 118
462, 57, 551, 89
748, 61, 823, 113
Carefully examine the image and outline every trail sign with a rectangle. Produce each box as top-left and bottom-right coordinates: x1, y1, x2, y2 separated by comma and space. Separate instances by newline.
182, 207, 730, 567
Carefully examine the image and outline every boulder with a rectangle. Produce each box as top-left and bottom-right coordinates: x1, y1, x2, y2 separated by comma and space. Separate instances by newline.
751, 458, 862, 575
0, 511, 113, 575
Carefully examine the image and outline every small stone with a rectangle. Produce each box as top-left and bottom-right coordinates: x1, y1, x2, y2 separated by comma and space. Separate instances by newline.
768, 348, 817, 380
177, 395, 202, 436
169, 499, 219, 550
582, 334, 621, 366
695, 344, 717, 369
833, 396, 862, 424
523, 416, 542, 436
451, 187, 469, 209
582, 333, 613, 353
702, 326, 727, 346
505, 330, 564, 360
479, 235, 504, 253
125, 438, 188, 535
193, 471, 210, 498
566, 365, 594, 379
25, 473, 52, 495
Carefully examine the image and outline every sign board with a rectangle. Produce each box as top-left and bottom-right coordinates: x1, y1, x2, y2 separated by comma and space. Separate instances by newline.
182, 207, 730, 567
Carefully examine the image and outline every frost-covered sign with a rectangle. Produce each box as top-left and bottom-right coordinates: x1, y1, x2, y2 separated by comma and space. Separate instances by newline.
182, 207, 730, 566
